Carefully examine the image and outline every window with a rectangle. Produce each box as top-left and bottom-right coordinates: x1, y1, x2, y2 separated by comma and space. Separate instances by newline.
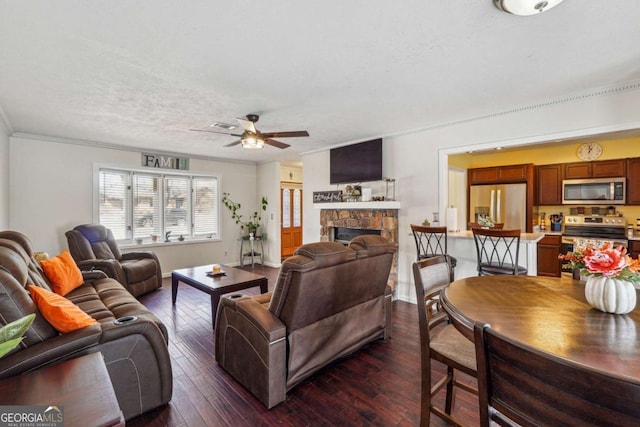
98, 168, 219, 242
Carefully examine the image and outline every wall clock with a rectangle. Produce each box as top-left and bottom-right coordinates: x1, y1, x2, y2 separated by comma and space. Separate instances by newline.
577, 142, 603, 161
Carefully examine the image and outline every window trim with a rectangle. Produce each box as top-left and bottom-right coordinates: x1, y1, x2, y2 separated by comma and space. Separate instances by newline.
93, 164, 221, 244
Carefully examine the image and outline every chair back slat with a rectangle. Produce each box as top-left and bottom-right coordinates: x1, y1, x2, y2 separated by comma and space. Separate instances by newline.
475, 321, 640, 427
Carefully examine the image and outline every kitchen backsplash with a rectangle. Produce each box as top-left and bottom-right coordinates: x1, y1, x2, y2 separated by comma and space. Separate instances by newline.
533, 205, 640, 230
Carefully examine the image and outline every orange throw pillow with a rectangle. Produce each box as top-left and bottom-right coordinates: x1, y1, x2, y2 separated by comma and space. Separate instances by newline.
39, 250, 84, 295
28, 285, 98, 333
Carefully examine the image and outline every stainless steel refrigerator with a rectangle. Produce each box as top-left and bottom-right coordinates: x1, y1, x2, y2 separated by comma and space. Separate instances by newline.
469, 183, 527, 230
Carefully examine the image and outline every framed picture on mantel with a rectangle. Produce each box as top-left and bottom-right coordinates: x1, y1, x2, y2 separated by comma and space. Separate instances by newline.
313, 191, 343, 203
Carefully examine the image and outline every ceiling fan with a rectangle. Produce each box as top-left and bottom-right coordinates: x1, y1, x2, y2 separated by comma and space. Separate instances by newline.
190, 114, 309, 149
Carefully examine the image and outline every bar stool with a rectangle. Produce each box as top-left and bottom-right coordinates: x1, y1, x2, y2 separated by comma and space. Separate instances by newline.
410, 224, 457, 280
472, 228, 527, 276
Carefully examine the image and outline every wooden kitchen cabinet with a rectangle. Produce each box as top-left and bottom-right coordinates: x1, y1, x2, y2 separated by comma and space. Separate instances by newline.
469, 166, 499, 184
469, 164, 531, 185
630, 240, 640, 259
498, 164, 530, 181
592, 159, 625, 177
564, 162, 592, 179
564, 159, 625, 180
536, 164, 563, 205
537, 234, 562, 277
627, 157, 640, 205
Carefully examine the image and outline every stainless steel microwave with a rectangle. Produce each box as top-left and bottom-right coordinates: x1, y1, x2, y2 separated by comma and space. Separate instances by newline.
562, 177, 626, 205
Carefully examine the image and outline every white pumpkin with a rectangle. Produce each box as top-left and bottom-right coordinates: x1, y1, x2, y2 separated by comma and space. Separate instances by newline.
585, 276, 637, 314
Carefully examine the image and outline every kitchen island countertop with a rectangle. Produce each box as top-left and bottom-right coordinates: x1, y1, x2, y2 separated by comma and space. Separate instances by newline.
448, 230, 545, 243
446, 230, 544, 279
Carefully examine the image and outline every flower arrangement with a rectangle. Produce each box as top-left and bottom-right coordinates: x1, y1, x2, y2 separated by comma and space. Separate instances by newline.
478, 216, 495, 228
559, 241, 640, 283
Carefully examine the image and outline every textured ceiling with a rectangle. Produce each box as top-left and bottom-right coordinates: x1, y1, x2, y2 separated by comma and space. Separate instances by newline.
1, 1, 640, 164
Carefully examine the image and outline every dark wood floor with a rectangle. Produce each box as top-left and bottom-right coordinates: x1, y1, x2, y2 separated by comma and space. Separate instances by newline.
129, 265, 479, 426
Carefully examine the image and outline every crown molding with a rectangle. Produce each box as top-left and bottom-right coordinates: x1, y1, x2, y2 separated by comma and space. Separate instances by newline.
10, 132, 256, 165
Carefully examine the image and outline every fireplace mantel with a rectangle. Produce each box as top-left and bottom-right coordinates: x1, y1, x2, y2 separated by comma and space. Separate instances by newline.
313, 201, 400, 210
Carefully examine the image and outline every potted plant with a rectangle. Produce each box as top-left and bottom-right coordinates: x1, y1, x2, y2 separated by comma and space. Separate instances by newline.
0, 313, 35, 359
222, 193, 268, 236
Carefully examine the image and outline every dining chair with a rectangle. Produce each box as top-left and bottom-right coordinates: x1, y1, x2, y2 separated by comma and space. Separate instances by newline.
410, 224, 457, 280
471, 228, 527, 276
474, 321, 640, 427
412, 256, 477, 427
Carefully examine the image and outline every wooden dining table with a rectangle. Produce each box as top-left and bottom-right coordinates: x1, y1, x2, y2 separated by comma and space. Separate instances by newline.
440, 275, 640, 382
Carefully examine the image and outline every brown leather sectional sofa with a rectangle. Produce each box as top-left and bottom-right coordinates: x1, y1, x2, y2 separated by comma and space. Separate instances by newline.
0, 231, 172, 420
215, 235, 396, 408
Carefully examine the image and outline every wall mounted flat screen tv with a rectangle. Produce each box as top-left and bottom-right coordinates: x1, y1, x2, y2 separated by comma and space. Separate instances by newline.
330, 139, 383, 184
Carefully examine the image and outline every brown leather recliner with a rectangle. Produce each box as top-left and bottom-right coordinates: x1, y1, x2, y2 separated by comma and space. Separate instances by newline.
0, 230, 172, 420
215, 235, 396, 408
65, 224, 162, 297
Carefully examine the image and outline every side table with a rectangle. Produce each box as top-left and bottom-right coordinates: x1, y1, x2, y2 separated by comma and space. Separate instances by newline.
240, 234, 265, 267
0, 352, 124, 427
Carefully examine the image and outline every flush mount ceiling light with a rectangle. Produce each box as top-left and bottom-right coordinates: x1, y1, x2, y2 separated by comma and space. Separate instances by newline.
494, 0, 565, 15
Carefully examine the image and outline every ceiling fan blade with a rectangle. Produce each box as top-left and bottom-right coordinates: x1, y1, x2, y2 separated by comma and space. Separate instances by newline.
264, 138, 290, 149
190, 129, 243, 137
236, 117, 257, 134
224, 140, 242, 147
261, 130, 309, 138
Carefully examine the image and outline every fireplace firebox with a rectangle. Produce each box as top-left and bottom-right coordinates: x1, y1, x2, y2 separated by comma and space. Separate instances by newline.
333, 227, 381, 245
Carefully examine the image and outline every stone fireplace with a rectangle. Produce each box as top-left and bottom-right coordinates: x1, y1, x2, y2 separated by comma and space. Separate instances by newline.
319, 206, 399, 292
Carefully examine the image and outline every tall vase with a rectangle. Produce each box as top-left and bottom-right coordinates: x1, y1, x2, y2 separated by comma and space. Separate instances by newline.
584, 276, 637, 314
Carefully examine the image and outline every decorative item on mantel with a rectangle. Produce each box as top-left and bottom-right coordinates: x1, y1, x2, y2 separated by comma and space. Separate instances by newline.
384, 178, 395, 201
342, 185, 361, 202
313, 191, 342, 203
559, 242, 640, 314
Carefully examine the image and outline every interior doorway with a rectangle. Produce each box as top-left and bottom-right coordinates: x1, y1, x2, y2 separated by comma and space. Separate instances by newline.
281, 183, 303, 260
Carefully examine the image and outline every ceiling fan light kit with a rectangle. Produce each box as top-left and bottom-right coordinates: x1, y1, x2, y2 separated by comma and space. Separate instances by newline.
494, 0, 565, 16
190, 113, 309, 150
241, 137, 265, 149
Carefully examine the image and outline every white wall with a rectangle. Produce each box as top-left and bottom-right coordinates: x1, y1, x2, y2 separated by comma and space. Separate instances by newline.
303, 87, 640, 302
10, 135, 259, 274
302, 150, 330, 244
257, 161, 281, 266
0, 119, 9, 229
280, 165, 302, 182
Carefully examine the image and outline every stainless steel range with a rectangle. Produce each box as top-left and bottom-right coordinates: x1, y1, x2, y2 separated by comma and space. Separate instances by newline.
562, 215, 628, 251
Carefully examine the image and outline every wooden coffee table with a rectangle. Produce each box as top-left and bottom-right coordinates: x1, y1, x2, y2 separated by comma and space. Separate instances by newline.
0, 352, 124, 426
171, 264, 268, 329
